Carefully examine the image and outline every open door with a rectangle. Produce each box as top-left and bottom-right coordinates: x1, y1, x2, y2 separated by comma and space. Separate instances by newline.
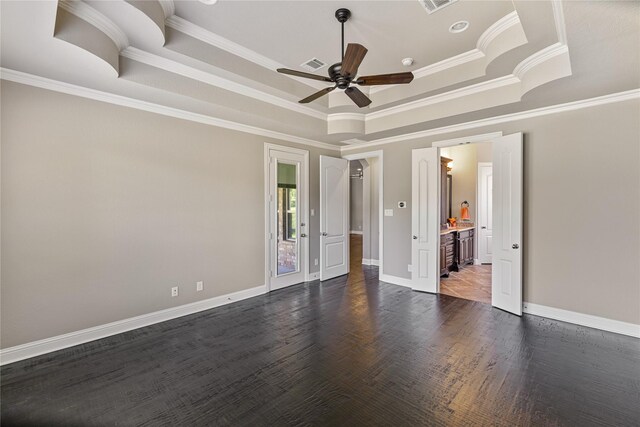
320, 155, 349, 281
491, 133, 523, 315
411, 147, 439, 293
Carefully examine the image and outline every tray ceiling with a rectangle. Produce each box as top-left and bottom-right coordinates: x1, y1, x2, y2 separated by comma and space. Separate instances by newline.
1, 1, 638, 148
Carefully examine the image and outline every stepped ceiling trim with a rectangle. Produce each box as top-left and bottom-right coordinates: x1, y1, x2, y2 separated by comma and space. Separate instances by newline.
58, 0, 129, 51
0, 68, 340, 152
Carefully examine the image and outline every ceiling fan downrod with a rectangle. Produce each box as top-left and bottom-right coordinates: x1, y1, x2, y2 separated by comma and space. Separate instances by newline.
335, 8, 351, 61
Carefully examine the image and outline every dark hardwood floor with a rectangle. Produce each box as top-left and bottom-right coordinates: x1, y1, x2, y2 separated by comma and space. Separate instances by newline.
2, 239, 639, 426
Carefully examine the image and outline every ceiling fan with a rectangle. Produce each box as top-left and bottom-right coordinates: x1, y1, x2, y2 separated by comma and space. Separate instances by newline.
277, 8, 414, 108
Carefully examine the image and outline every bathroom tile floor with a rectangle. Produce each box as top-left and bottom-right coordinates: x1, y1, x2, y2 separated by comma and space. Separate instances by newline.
440, 264, 492, 304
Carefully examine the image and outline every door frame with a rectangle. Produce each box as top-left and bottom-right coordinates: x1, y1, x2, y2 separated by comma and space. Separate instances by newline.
342, 150, 384, 277
476, 162, 493, 264
264, 143, 310, 292
430, 132, 503, 294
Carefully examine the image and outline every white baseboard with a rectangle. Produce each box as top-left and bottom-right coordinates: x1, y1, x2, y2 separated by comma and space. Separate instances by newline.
523, 302, 640, 338
0, 285, 267, 366
306, 272, 320, 281
362, 258, 380, 266
350, 230, 363, 235
379, 274, 413, 288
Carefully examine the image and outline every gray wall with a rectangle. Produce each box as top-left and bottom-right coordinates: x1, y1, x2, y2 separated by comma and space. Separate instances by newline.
0, 81, 336, 348
347, 99, 640, 325
349, 160, 363, 233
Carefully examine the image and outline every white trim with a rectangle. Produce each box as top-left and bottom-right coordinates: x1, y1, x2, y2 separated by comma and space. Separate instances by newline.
513, 42, 568, 80
0, 285, 266, 366
58, 0, 129, 51
307, 272, 320, 281
165, 15, 325, 90
362, 259, 380, 266
342, 150, 384, 277
0, 68, 340, 152
370, 11, 520, 95
327, 113, 365, 122
368, 75, 520, 121
551, 0, 568, 45
523, 302, 640, 338
379, 274, 413, 288
120, 47, 327, 121
158, 0, 175, 19
473, 259, 482, 265
432, 132, 503, 148
350, 230, 363, 235
263, 143, 311, 288
340, 89, 640, 152
477, 11, 520, 52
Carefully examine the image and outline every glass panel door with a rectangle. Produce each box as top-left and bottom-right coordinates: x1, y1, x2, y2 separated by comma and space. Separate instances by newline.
277, 162, 299, 276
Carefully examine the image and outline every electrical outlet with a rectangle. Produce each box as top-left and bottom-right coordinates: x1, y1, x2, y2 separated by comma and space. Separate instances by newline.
314, 258, 318, 266
171, 286, 179, 297
311, 208, 315, 216
196, 281, 204, 292
408, 264, 413, 272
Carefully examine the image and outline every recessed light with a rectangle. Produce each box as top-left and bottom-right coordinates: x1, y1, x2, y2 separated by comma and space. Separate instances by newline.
402, 58, 414, 67
449, 20, 469, 33
199, 0, 218, 5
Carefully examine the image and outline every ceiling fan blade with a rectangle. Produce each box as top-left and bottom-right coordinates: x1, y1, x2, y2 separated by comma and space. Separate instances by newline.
356, 72, 414, 86
345, 87, 372, 108
341, 43, 368, 78
277, 68, 333, 82
299, 86, 337, 103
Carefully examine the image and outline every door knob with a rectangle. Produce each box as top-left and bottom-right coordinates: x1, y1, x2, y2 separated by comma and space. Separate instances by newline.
300, 233, 307, 238
413, 235, 418, 240
481, 226, 487, 229
321, 232, 328, 236
301, 223, 306, 227
512, 243, 519, 249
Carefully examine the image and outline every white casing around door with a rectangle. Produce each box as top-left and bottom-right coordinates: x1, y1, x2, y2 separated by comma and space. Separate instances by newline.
477, 163, 493, 264
267, 148, 308, 291
320, 155, 349, 281
411, 147, 439, 293
491, 133, 523, 315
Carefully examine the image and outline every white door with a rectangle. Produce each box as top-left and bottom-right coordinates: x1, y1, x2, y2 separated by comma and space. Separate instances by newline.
411, 147, 439, 293
267, 148, 308, 290
491, 133, 523, 315
477, 163, 493, 264
320, 155, 349, 281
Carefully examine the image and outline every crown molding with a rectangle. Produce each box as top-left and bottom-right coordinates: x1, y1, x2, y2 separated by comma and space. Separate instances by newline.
368, 74, 520, 121
58, 0, 129, 51
120, 47, 327, 121
327, 112, 365, 122
514, 42, 568, 79
158, 0, 175, 19
477, 10, 520, 52
165, 15, 326, 90
340, 89, 640, 152
370, 11, 521, 96
0, 68, 340, 152
551, 0, 568, 45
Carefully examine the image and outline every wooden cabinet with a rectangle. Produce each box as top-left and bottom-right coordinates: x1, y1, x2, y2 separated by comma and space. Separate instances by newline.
440, 228, 475, 276
440, 232, 456, 276
457, 229, 475, 267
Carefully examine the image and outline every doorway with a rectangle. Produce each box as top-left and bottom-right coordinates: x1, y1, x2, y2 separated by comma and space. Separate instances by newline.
438, 143, 493, 304
342, 151, 383, 280
264, 144, 309, 291
411, 132, 523, 315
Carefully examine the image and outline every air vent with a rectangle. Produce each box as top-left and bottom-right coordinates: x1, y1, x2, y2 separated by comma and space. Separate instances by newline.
418, 0, 457, 14
300, 58, 326, 71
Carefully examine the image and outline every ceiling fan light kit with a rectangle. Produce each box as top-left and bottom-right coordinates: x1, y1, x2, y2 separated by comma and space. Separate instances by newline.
276, 8, 414, 108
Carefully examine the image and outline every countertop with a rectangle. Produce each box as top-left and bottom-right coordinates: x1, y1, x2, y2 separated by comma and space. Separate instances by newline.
440, 225, 475, 235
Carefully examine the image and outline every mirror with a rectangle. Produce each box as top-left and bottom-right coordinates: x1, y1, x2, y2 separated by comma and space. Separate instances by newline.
277, 162, 298, 275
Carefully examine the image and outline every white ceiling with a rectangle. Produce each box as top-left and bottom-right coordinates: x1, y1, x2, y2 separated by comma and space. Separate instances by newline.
0, 0, 638, 147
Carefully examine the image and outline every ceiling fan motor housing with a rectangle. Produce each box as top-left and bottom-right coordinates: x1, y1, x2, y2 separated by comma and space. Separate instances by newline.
329, 63, 351, 89
335, 8, 351, 23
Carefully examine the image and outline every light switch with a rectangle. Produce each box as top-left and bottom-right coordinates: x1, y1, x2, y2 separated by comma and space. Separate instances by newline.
384, 209, 394, 217
311, 209, 315, 216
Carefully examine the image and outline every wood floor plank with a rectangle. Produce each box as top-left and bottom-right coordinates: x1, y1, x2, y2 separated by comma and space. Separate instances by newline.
1, 236, 639, 426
